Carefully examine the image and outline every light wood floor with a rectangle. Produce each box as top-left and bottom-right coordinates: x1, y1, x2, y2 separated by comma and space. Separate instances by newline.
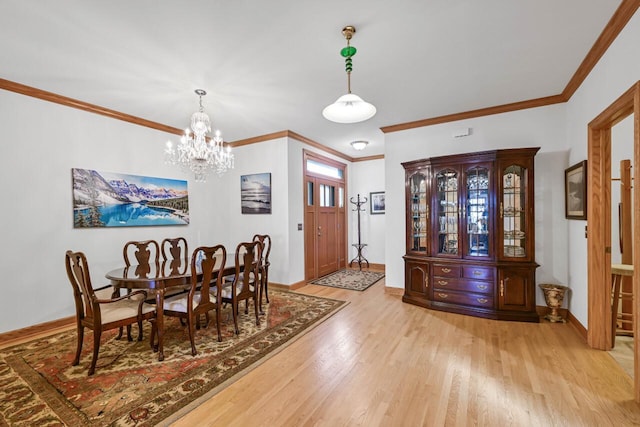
167, 274, 640, 426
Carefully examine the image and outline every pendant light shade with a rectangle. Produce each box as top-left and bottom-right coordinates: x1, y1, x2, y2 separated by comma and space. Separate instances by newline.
322, 93, 377, 124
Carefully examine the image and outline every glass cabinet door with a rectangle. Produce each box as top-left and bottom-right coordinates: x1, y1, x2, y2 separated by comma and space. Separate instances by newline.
502, 165, 527, 258
465, 166, 490, 258
435, 168, 459, 256
409, 172, 428, 252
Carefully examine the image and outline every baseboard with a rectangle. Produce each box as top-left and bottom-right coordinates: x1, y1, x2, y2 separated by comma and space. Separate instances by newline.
384, 286, 403, 296
0, 315, 75, 348
536, 305, 587, 342
269, 281, 306, 291
567, 310, 588, 342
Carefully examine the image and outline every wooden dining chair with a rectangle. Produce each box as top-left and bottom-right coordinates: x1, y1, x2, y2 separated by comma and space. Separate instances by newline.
123, 239, 160, 268
152, 245, 227, 355
65, 250, 155, 375
159, 237, 191, 298
252, 234, 271, 312
222, 241, 262, 334
161, 237, 188, 261
123, 239, 176, 300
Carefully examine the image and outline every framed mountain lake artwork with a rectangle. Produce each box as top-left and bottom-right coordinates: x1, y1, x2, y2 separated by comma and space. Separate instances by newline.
565, 160, 587, 220
72, 168, 189, 228
241, 172, 272, 214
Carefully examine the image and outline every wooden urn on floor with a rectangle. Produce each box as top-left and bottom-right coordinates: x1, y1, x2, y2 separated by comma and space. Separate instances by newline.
539, 284, 569, 323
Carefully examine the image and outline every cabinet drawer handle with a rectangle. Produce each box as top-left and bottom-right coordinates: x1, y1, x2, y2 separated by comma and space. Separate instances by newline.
476, 284, 488, 291
477, 298, 488, 304
438, 293, 448, 299
441, 267, 451, 273
472, 270, 482, 276
438, 280, 448, 286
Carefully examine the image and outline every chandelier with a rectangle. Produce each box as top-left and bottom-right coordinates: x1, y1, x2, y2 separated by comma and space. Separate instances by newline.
164, 89, 234, 182
322, 26, 376, 124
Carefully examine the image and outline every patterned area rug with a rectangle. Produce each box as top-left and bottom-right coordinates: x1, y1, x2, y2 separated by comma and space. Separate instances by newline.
310, 269, 385, 291
0, 290, 346, 426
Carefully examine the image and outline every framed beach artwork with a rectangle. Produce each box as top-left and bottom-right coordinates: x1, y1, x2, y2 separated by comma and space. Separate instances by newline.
370, 191, 385, 214
565, 160, 587, 220
72, 168, 189, 228
241, 172, 272, 214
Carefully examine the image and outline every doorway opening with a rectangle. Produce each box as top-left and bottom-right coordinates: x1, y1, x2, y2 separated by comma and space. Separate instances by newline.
587, 81, 640, 401
303, 150, 347, 281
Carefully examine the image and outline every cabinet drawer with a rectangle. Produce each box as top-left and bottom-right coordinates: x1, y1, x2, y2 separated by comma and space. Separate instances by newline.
462, 266, 495, 280
433, 291, 494, 308
433, 278, 494, 294
433, 264, 461, 278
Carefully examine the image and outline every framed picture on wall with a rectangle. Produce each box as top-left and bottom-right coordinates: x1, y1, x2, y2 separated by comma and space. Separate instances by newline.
71, 168, 189, 228
370, 191, 385, 214
565, 160, 587, 220
241, 172, 272, 214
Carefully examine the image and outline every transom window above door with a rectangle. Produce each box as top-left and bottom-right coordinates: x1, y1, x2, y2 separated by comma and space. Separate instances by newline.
306, 159, 343, 179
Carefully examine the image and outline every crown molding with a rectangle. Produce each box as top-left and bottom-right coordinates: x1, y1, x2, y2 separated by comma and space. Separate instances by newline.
381, 0, 640, 134
0, 79, 386, 162
5, 1, 636, 155
562, 0, 640, 100
380, 95, 565, 134
230, 130, 386, 163
0, 78, 184, 136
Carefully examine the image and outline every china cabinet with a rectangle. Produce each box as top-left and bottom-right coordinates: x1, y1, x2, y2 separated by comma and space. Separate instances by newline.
402, 148, 539, 322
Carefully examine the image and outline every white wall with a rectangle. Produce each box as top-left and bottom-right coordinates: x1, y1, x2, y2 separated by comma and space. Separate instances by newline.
0, 90, 229, 332
563, 9, 640, 326
222, 138, 292, 286
0, 84, 372, 334
0, 92, 324, 333
385, 105, 567, 304
384, 8, 640, 329
5, 9, 637, 334
349, 159, 385, 265
383, 105, 569, 304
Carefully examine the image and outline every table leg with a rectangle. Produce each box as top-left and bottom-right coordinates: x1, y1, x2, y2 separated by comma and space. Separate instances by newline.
156, 288, 166, 361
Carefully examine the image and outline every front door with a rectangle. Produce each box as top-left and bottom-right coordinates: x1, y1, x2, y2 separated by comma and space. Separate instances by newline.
317, 179, 339, 277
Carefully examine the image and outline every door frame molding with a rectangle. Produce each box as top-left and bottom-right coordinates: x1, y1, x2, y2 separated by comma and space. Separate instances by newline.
587, 80, 640, 401
303, 150, 348, 280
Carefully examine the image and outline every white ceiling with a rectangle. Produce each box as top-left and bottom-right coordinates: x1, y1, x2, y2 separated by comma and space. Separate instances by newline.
0, 0, 622, 157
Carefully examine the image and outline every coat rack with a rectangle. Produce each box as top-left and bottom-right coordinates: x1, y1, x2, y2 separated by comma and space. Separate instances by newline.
349, 194, 370, 270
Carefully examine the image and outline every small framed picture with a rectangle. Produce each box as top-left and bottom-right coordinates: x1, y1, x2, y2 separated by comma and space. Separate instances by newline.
241, 172, 272, 214
565, 160, 587, 220
370, 191, 385, 215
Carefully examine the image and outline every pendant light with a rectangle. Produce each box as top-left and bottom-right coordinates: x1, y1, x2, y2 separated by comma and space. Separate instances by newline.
322, 26, 377, 124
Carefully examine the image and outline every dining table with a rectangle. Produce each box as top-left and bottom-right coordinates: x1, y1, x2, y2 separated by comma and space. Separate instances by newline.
105, 254, 238, 361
